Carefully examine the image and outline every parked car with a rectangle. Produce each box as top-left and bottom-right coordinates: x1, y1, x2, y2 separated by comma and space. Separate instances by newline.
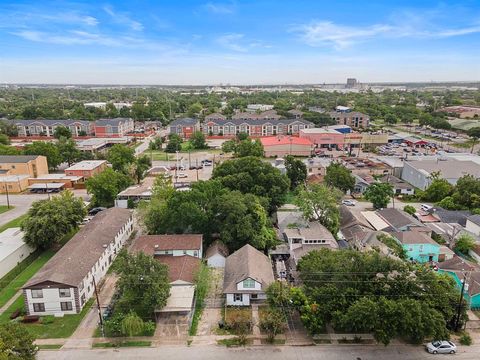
88, 207, 106, 216
342, 200, 356, 206
177, 173, 188, 178
425, 340, 456, 354
201, 160, 213, 166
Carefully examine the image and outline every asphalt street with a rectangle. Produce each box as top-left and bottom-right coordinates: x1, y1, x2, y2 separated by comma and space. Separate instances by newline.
37, 344, 480, 360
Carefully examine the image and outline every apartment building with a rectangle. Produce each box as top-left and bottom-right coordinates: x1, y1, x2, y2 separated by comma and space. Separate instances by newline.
329, 111, 369, 129
7, 119, 95, 137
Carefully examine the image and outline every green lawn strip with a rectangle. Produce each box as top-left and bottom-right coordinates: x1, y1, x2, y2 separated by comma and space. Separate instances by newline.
93, 340, 151, 348
189, 263, 210, 336
0, 214, 28, 233
36, 344, 63, 350
0, 205, 13, 214
217, 338, 253, 347
0, 294, 24, 323
0, 250, 55, 308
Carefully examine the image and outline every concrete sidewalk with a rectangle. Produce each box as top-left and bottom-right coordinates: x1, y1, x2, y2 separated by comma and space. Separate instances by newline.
0, 290, 21, 315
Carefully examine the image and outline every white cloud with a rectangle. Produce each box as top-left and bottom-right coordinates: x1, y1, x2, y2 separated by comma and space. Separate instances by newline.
103, 5, 143, 31
217, 33, 247, 52
204, 2, 236, 14
294, 19, 480, 49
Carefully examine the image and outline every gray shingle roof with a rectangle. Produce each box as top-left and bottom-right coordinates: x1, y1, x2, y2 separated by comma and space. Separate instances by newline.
204, 118, 313, 127
170, 118, 198, 126
24, 208, 132, 288
5, 119, 92, 126
223, 244, 274, 294
467, 215, 480, 227
0, 155, 41, 163
96, 118, 133, 126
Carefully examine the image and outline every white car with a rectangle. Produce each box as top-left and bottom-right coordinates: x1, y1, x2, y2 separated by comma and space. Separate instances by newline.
177, 173, 188, 178
342, 200, 356, 206
426, 340, 456, 354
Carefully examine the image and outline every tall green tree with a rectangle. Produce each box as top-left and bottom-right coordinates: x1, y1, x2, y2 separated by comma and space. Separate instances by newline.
22, 190, 86, 249
284, 155, 307, 189
132, 155, 152, 184
423, 178, 454, 202
165, 133, 183, 153
107, 144, 136, 172
24, 141, 62, 170
467, 127, 480, 153
236, 139, 264, 157
190, 131, 207, 149
115, 251, 171, 319
296, 184, 342, 235
85, 167, 132, 207
0, 144, 21, 155
0, 323, 37, 360
324, 162, 355, 193
212, 156, 289, 211
57, 137, 82, 166
364, 182, 394, 209
0, 134, 9, 145
454, 233, 476, 254
53, 126, 72, 139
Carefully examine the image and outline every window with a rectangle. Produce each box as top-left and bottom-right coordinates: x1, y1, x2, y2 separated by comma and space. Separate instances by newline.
183, 250, 187, 255
59, 288, 71, 298
33, 303, 45, 312
60, 302, 73, 311
251, 294, 258, 299
234, 294, 242, 302
31, 289, 43, 298
243, 279, 255, 288
193, 251, 198, 257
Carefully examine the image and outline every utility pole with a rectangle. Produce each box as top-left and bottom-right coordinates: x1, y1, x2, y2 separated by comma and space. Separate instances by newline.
4, 181, 10, 209
92, 275, 105, 337
196, 159, 199, 181
454, 272, 468, 332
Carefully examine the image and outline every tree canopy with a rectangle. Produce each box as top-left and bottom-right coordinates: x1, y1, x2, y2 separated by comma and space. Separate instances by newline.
24, 141, 62, 170
53, 126, 72, 139
284, 155, 307, 189
107, 144, 136, 173
85, 167, 132, 207
165, 134, 183, 153
0, 323, 37, 360
324, 162, 355, 193
190, 131, 208, 149
364, 182, 394, 209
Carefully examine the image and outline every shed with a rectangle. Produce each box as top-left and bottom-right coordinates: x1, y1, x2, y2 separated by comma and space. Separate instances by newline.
205, 240, 229, 268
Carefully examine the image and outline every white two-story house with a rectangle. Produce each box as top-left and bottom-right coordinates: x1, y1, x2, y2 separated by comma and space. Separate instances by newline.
23, 208, 133, 316
223, 244, 274, 306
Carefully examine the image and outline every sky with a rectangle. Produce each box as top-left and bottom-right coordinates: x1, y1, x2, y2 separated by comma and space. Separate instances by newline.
0, 0, 479, 85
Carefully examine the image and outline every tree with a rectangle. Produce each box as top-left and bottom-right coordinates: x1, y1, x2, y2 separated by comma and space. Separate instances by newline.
235, 139, 264, 157
107, 144, 135, 172
423, 178, 454, 202
403, 205, 416, 215
364, 183, 394, 209
190, 131, 207, 149
24, 141, 62, 170
148, 137, 163, 151
187, 102, 203, 117
53, 126, 72, 139
454, 234, 476, 254
221, 139, 236, 153
212, 156, 290, 212
165, 134, 183, 153
121, 312, 145, 337
57, 137, 82, 166
324, 162, 355, 193
467, 127, 480, 153
451, 174, 480, 209
384, 113, 397, 124
86, 167, 132, 207
0, 134, 9, 145
296, 184, 342, 235
132, 155, 152, 184
260, 309, 286, 343
115, 251, 171, 319
284, 155, 307, 189
22, 191, 86, 249
0, 144, 21, 155
236, 132, 249, 141
0, 323, 37, 360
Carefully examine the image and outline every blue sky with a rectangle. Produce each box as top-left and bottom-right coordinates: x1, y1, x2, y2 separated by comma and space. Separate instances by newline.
0, 0, 479, 84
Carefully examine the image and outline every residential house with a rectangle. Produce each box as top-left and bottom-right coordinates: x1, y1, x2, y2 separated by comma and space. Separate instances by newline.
376, 208, 429, 233
94, 118, 134, 137
115, 176, 155, 208
6, 119, 95, 137
437, 256, 480, 309
0, 228, 35, 279
389, 230, 440, 263
23, 208, 133, 316
223, 244, 274, 306
381, 175, 415, 196
205, 240, 229, 268
353, 173, 376, 194
470, 245, 480, 263
260, 136, 313, 157
283, 222, 338, 265
288, 109, 304, 119
132, 234, 203, 258
466, 215, 480, 236
434, 208, 470, 227
64, 160, 108, 179
169, 118, 200, 138
328, 111, 369, 129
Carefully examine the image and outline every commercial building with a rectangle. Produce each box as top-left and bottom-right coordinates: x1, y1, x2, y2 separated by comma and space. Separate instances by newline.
299, 128, 387, 149
223, 244, 274, 306
0, 175, 29, 193
76, 137, 131, 152
23, 208, 133, 316
168, 118, 201, 139
94, 118, 134, 137
260, 136, 313, 157
0, 228, 35, 278
0, 155, 49, 178
64, 160, 108, 179
6, 119, 95, 137
402, 157, 480, 190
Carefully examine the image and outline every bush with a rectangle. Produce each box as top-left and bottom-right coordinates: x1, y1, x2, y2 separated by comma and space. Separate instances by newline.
403, 205, 416, 215
459, 332, 472, 346
41, 315, 55, 325
142, 321, 156, 336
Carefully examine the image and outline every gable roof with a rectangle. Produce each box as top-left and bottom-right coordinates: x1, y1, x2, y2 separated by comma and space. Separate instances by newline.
284, 222, 335, 241
24, 208, 132, 288
223, 244, 274, 294
0, 155, 41, 163
467, 215, 480, 227
205, 240, 229, 259
376, 208, 424, 230
434, 208, 470, 226
132, 234, 202, 255
155, 255, 200, 284
389, 230, 438, 246
437, 256, 478, 272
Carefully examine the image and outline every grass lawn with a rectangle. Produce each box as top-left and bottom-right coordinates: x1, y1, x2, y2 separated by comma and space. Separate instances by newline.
0, 214, 28, 233
0, 205, 13, 214
0, 250, 55, 308
36, 344, 63, 350
0, 297, 94, 339
92, 340, 151, 348
149, 151, 176, 161
217, 338, 253, 347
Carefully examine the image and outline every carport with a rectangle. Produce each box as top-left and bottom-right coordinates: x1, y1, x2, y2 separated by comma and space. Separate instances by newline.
155, 285, 195, 320
28, 183, 64, 193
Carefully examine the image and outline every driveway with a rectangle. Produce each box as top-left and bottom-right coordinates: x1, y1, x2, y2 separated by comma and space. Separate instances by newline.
154, 313, 189, 344
197, 268, 224, 336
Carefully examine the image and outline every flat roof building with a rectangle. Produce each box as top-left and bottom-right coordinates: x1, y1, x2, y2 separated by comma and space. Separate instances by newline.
65, 160, 108, 179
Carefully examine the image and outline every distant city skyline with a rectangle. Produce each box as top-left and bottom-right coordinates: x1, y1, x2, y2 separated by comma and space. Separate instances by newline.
1, 0, 479, 84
